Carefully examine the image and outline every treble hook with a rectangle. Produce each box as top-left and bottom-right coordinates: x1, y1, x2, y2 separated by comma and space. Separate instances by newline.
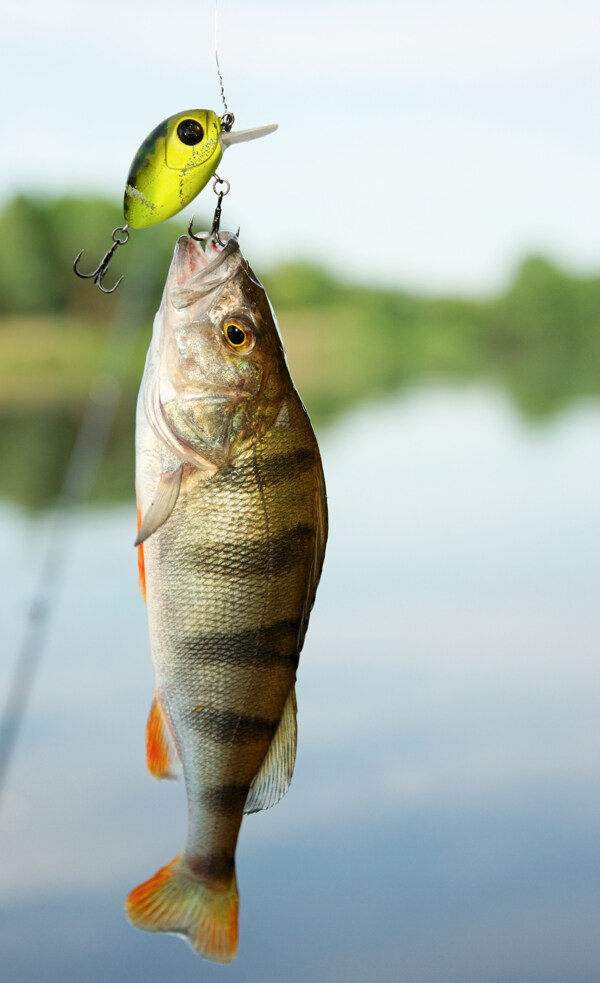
73, 225, 130, 293
188, 176, 231, 246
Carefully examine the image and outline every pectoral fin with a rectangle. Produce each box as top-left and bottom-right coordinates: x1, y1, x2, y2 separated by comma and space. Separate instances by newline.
134, 466, 183, 546
244, 688, 297, 814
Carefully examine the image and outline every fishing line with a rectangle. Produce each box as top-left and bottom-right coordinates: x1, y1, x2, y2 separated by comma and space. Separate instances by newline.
214, 0, 230, 117
75, 1, 279, 295
0, 250, 159, 814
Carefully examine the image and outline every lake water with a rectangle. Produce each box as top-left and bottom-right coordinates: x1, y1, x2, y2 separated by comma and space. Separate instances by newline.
1, 384, 599, 983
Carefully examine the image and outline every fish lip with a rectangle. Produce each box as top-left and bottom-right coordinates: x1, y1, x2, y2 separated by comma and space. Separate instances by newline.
170, 235, 241, 309
178, 233, 239, 269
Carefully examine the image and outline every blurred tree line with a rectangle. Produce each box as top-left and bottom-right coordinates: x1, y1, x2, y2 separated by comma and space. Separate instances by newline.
0, 194, 599, 507
0, 194, 181, 317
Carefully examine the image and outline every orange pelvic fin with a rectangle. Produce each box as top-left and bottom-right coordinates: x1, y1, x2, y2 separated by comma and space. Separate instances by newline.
136, 505, 146, 601
146, 697, 181, 781
125, 855, 239, 963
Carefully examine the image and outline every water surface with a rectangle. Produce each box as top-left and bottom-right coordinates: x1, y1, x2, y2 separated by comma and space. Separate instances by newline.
1, 386, 599, 982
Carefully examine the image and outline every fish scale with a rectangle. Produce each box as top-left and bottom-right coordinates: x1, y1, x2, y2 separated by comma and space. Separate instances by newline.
146, 402, 317, 816
127, 233, 327, 962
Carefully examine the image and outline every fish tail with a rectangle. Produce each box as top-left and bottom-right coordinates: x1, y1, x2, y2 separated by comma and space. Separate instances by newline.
125, 854, 239, 963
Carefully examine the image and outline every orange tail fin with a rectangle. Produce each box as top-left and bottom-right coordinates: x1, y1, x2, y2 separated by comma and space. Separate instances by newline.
125, 856, 239, 963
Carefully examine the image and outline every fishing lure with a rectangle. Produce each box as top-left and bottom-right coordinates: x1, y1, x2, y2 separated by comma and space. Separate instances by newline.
124, 110, 276, 229
73, 109, 276, 291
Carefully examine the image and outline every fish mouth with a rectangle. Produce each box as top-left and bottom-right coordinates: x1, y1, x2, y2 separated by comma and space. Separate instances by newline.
170, 234, 241, 309
181, 231, 238, 270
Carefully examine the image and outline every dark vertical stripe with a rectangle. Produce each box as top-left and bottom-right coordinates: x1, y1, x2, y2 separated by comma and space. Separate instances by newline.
176, 620, 301, 669
221, 447, 315, 489
180, 524, 314, 576
190, 707, 278, 744
203, 783, 248, 815
188, 849, 235, 883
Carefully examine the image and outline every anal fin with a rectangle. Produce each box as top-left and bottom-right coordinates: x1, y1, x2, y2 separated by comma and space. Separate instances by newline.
146, 696, 181, 781
244, 688, 297, 814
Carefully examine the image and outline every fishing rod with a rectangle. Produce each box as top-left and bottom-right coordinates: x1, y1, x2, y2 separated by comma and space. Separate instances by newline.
0, 251, 158, 813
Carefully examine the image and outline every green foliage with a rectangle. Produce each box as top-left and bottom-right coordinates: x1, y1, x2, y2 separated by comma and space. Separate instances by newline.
0, 197, 65, 313
0, 194, 207, 318
0, 194, 599, 507
262, 263, 344, 308
477, 257, 600, 415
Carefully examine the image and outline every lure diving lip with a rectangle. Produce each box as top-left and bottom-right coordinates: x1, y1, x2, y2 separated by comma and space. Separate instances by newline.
123, 109, 277, 229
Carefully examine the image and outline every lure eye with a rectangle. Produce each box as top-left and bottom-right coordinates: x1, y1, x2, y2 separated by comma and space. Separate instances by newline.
177, 119, 205, 146
224, 321, 255, 352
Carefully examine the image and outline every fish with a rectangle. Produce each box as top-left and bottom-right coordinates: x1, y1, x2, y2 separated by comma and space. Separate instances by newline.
124, 110, 277, 228
126, 231, 327, 962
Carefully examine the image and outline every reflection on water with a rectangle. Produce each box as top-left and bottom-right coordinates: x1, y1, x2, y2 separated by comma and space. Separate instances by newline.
1, 385, 599, 983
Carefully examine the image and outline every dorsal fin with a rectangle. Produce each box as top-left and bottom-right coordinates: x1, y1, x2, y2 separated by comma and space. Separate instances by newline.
244, 689, 297, 814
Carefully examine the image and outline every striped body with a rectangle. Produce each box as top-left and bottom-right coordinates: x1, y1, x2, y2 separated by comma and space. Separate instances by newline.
143, 394, 323, 884
127, 233, 327, 961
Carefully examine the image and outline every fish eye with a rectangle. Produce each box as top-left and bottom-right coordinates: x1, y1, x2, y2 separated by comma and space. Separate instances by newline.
177, 119, 205, 146
224, 321, 255, 352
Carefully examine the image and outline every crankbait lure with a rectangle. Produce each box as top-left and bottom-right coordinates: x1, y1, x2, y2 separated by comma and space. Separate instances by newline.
124, 110, 276, 229
73, 109, 276, 292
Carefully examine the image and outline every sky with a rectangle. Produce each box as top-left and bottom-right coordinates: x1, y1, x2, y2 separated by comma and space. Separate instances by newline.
2, 0, 600, 291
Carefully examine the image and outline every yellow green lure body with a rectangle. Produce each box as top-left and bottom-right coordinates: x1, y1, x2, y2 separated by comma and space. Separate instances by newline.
124, 109, 277, 229
74, 108, 276, 291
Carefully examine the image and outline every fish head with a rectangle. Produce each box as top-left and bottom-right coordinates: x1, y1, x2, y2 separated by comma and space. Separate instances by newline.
146, 234, 291, 468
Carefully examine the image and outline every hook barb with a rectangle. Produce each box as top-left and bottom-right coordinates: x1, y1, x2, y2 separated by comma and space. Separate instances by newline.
188, 215, 208, 242
188, 175, 230, 246
73, 226, 130, 293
